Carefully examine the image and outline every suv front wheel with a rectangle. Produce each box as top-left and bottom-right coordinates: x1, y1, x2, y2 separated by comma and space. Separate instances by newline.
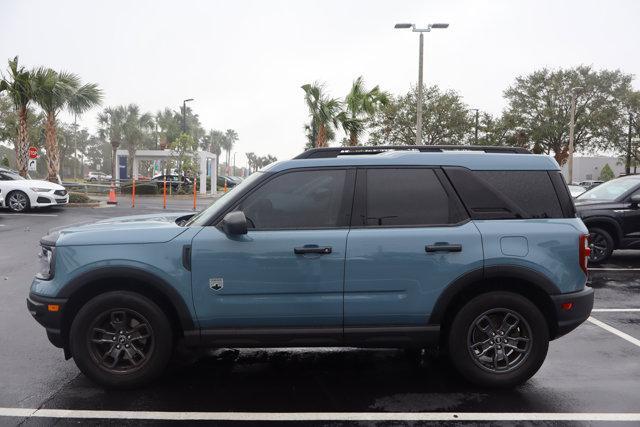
69, 291, 174, 388
448, 291, 549, 388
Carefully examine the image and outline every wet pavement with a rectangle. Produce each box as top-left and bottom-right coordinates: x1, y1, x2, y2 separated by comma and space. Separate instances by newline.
0, 205, 639, 425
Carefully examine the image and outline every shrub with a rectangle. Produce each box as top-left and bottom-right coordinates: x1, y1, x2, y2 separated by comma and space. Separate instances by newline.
121, 183, 158, 195
68, 192, 94, 203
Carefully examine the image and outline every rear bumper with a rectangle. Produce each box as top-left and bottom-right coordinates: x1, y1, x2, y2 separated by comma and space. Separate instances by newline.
26, 293, 67, 348
551, 286, 594, 338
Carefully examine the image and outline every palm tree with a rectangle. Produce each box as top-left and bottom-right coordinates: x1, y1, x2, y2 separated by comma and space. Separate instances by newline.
33, 67, 102, 182
223, 129, 238, 174
301, 82, 342, 148
341, 76, 389, 146
208, 129, 225, 175
97, 105, 127, 182
122, 104, 153, 178
0, 56, 35, 177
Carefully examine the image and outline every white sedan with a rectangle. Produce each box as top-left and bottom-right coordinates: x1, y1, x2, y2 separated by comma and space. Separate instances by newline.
0, 168, 69, 212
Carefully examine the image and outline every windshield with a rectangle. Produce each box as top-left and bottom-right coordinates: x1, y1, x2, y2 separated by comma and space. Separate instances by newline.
185, 172, 265, 226
0, 171, 25, 181
577, 178, 640, 201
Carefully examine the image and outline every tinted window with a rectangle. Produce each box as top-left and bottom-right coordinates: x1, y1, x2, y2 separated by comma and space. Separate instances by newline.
475, 171, 563, 219
364, 168, 463, 226
240, 169, 348, 229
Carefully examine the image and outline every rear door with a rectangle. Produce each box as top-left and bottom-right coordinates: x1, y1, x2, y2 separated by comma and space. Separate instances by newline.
344, 168, 483, 344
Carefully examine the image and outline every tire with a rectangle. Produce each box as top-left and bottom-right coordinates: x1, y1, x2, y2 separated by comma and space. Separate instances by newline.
69, 291, 174, 389
7, 190, 30, 213
448, 291, 549, 388
588, 227, 614, 264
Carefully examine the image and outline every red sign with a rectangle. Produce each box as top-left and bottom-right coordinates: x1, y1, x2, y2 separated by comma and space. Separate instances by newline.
28, 147, 38, 159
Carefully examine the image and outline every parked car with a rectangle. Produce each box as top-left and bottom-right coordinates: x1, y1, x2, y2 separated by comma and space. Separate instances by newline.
577, 180, 603, 190
217, 175, 239, 188
0, 167, 69, 212
574, 175, 640, 263
87, 171, 111, 182
151, 174, 192, 191
28, 145, 593, 389
567, 184, 587, 198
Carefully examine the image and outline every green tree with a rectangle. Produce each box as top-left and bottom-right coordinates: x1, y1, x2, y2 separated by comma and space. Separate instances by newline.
302, 82, 341, 148
1, 155, 9, 167
0, 56, 36, 177
368, 85, 472, 145
222, 129, 238, 174
32, 67, 102, 182
97, 106, 127, 181
122, 104, 153, 178
599, 163, 615, 181
169, 133, 198, 178
503, 66, 632, 164
207, 129, 225, 174
340, 76, 389, 146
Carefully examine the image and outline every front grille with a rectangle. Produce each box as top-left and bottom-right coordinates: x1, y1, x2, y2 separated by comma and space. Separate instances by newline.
54, 190, 67, 196
55, 198, 67, 204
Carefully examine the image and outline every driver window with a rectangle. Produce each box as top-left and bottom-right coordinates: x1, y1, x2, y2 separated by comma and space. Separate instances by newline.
239, 169, 348, 230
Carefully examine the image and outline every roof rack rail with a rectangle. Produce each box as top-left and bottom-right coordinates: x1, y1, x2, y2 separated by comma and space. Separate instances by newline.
294, 145, 531, 159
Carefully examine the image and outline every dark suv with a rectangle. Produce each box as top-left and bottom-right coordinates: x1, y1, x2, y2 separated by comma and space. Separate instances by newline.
574, 175, 640, 263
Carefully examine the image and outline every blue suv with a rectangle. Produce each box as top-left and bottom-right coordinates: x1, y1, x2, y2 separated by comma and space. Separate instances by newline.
27, 146, 594, 388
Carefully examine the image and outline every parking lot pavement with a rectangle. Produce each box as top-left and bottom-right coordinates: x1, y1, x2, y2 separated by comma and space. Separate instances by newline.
1, 207, 639, 425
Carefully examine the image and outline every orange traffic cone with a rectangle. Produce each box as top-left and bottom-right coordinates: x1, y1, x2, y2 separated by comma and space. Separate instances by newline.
223, 179, 228, 193
107, 182, 118, 205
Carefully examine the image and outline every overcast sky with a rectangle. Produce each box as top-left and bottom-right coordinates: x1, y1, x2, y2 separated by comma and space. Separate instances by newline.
2, 0, 640, 166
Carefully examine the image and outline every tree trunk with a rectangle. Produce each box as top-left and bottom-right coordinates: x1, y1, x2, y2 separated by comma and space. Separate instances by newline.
15, 106, 29, 177
554, 144, 569, 166
316, 124, 327, 148
128, 147, 136, 180
44, 112, 61, 183
349, 130, 358, 146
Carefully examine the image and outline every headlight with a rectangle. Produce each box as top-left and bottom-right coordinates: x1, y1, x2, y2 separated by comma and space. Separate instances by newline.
30, 187, 51, 193
36, 245, 55, 280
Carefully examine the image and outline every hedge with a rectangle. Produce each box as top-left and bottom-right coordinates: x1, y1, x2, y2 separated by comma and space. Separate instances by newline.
68, 192, 95, 203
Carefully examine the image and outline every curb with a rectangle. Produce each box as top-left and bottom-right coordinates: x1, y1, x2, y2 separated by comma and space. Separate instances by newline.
63, 202, 103, 208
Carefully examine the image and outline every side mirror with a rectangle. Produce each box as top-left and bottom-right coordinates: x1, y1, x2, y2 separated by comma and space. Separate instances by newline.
222, 211, 247, 235
630, 194, 640, 207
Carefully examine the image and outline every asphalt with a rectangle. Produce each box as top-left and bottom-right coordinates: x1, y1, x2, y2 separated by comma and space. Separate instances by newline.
0, 203, 639, 426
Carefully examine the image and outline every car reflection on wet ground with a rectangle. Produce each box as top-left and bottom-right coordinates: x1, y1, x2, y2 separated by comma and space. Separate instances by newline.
0, 206, 639, 425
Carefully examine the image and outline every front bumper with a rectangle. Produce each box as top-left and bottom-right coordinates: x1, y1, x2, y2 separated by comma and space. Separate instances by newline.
551, 286, 594, 338
26, 293, 67, 348
31, 191, 69, 207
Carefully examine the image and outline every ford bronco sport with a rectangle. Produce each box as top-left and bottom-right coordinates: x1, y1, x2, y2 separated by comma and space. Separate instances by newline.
27, 145, 594, 388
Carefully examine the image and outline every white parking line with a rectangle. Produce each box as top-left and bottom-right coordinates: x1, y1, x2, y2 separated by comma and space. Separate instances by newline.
0, 213, 58, 217
592, 308, 640, 312
1, 408, 639, 422
589, 267, 640, 271
588, 316, 640, 348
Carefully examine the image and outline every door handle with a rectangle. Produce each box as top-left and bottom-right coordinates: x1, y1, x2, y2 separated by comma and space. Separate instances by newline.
425, 243, 462, 253
294, 246, 332, 255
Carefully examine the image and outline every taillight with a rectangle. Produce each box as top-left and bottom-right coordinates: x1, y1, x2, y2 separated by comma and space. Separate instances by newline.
579, 234, 590, 274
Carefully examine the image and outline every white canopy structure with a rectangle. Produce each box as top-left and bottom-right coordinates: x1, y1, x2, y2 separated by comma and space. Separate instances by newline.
115, 149, 217, 195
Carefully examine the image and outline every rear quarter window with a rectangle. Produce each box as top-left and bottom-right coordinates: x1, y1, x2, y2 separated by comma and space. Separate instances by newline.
474, 171, 563, 219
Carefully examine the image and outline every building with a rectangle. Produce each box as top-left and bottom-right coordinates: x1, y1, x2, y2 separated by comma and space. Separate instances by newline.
560, 156, 625, 183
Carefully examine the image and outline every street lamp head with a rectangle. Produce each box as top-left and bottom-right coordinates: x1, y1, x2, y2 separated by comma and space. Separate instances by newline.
394, 23, 413, 29
184, 98, 194, 102
429, 23, 449, 29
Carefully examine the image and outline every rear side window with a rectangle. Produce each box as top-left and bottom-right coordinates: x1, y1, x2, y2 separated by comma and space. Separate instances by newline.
475, 171, 563, 219
361, 168, 466, 226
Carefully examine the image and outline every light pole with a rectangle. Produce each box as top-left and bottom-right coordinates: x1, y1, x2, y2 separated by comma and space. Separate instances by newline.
395, 22, 449, 145
182, 98, 194, 133
567, 87, 583, 184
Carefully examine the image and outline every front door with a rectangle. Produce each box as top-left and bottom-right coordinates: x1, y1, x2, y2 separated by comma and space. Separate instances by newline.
191, 168, 355, 345
344, 168, 483, 345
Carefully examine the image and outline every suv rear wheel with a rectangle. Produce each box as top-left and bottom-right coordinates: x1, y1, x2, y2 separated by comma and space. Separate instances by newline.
588, 227, 614, 264
448, 291, 549, 388
69, 291, 173, 388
